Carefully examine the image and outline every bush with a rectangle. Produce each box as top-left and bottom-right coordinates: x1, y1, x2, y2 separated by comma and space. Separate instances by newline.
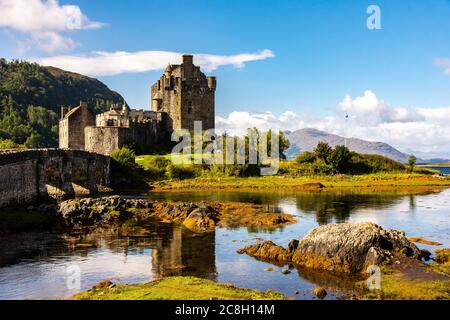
0, 139, 23, 149
111, 147, 136, 168
166, 164, 199, 180
295, 151, 316, 164
149, 156, 171, 171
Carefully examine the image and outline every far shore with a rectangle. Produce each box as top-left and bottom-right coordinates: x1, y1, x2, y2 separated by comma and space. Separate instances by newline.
151, 173, 450, 192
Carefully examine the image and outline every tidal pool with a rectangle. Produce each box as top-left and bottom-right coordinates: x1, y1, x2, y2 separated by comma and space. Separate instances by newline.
0, 188, 449, 300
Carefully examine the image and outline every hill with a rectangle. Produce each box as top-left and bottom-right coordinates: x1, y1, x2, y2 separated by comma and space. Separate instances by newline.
285, 128, 412, 163
0, 59, 125, 148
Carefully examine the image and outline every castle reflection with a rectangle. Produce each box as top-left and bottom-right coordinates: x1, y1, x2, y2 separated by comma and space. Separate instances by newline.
150, 226, 216, 280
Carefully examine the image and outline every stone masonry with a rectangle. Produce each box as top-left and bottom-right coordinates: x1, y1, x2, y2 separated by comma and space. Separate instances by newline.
59, 54, 216, 155
0, 149, 110, 207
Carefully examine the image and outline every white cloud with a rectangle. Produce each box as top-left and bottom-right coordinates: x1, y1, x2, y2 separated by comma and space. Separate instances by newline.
435, 58, 450, 75
338, 90, 424, 125
32, 49, 275, 76
0, 0, 104, 53
216, 90, 450, 158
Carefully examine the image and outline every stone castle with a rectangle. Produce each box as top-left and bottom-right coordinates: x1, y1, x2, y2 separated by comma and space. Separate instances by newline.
59, 54, 216, 155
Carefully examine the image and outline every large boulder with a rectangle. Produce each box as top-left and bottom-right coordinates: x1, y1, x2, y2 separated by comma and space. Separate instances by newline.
237, 222, 421, 274
291, 222, 420, 273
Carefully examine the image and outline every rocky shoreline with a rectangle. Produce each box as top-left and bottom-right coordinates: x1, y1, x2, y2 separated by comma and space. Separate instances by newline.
24, 195, 296, 233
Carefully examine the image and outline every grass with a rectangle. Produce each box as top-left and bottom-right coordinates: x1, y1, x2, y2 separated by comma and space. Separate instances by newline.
364, 266, 450, 300
154, 173, 450, 191
73, 276, 288, 300
135, 154, 450, 191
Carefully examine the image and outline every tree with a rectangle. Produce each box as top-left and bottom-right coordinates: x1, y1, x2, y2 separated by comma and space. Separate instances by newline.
408, 155, 417, 172
328, 145, 352, 173
314, 142, 332, 164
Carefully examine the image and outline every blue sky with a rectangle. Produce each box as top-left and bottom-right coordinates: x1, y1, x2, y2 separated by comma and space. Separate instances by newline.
1, 0, 450, 156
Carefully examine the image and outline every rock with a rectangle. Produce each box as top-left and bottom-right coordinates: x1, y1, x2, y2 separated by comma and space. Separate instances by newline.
291, 222, 420, 273
433, 249, 450, 264
265, 267, 275, 272
281, 269, 291, 275
419, 249, 432, 261
182, 207, 220, 233
238, 222, 420, 274
288, 239, 299, 253
93, 280, 113, 290
237, 241, 292, 265
294, 291, 299, 295
302, 183, 324, 189
312, 287, 327, 299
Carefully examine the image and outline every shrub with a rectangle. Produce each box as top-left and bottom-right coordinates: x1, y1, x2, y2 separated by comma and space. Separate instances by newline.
295, 151, 316, 164
0, 139, 23, 149
149, 156, 171, 171
166, 164, 199, 180
111, 147, 136, 168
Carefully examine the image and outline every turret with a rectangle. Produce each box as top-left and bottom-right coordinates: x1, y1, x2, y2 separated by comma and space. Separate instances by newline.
207, 76, 216, 91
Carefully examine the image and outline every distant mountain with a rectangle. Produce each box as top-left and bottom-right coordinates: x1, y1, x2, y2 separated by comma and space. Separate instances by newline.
418, 158, 450, 165
0, 59, 125, 147
285, 128, 413, 163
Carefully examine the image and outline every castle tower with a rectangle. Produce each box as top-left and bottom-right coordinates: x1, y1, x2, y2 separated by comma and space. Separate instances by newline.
150, 54, 216, 131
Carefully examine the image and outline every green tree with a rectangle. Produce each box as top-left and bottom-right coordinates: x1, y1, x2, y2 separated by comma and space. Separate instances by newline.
314, 142, 332, 164
328, 145, 352, 173
408, 155, 417, 172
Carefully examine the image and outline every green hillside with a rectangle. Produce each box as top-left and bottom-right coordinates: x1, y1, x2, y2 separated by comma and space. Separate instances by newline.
0, 58, 125, 148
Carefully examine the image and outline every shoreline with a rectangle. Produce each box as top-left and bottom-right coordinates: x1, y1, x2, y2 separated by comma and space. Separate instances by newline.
150, 174, 450, 192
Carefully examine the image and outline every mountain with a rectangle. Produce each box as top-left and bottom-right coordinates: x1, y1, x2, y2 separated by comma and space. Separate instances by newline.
0, 59, 125, 148
0, 59, 124, 114
285, 128, 413, 163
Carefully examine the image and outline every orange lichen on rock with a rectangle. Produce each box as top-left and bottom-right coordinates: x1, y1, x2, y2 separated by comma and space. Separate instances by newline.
237, 241, 292, 265
407, 237, 443, 246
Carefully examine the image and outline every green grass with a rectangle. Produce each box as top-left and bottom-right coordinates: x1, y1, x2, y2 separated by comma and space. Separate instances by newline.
364, 266, 450, 300
73, 276, 288, 300
156, 173, 450, 190
135, 154, 450, 190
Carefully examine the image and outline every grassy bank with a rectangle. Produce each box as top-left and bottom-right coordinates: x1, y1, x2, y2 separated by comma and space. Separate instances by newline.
73, 276, 287, 300
365, 262, 450, 300
153, 173, 450, 191
131, 153, 450, 191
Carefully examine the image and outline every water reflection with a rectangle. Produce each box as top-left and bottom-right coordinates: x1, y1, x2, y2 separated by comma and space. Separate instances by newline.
0, 187, 449, 300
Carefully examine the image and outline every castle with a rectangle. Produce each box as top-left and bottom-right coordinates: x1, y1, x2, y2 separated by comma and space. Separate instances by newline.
59, 54, 216, 155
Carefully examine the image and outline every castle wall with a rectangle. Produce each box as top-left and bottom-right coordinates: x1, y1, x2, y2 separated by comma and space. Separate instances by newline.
85, 120, 166, 155
85, 127, 129, 155
0, 149, 110, 207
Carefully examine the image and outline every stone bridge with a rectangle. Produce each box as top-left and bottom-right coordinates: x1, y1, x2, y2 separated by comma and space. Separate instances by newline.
0, 149, 110, 207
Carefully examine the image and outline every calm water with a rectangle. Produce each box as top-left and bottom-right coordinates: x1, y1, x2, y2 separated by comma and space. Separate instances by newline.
423, 166, 450, 175
1, 188, 449, 300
